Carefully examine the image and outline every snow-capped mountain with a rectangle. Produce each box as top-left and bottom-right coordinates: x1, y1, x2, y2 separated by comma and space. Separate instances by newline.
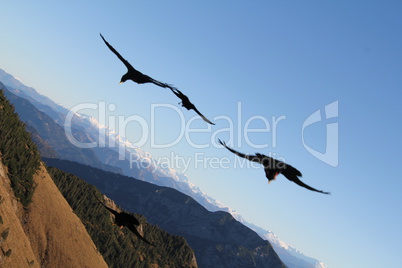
0, 68, 326, 268
239, 220, 328, 268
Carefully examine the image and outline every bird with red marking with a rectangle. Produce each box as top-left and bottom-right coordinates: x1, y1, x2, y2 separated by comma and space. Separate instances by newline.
218, 139, 329, 194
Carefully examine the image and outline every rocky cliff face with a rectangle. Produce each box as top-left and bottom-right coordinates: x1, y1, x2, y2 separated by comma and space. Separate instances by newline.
0, 157, 39, 268
22, 163, 108, 268
0, 159, 108, 268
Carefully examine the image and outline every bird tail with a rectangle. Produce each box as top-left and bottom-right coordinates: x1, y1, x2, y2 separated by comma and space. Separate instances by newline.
218, 139, 226, 147
282, 166, 330, 194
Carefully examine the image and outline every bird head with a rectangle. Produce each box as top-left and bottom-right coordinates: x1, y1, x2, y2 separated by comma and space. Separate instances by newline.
120, 73, 130, 84
265, 169, 279, 183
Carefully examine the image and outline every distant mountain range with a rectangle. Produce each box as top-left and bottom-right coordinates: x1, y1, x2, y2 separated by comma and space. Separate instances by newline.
0, 87, 197, 267
44, 157, 286, 268
0, 68, 326, 268
1, 86, 285, 267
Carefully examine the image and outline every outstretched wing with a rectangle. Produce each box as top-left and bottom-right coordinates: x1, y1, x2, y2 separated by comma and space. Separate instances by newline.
149, 78, 176, 90
169, 87, 180, 98
99, 202, 120, 217
126, 224, 154, 246
282, 167, 330, 194
170, 88, 214, 125
218, 139, 259, 163
100, 33, 133, 71
191, 105, 215, 125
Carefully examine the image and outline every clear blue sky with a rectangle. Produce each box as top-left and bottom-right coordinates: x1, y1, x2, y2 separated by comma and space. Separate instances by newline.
1, 1, 402, 267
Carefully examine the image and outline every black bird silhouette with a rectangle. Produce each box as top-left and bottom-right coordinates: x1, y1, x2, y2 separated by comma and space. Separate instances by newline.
100, 202, 154, 246
170, 87, 215, 125
100, 33, 174, 89
218, 139, 329, 194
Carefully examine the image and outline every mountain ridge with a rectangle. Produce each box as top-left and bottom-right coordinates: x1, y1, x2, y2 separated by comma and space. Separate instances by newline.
43, 157, 286, 268
48, 165, 198, 268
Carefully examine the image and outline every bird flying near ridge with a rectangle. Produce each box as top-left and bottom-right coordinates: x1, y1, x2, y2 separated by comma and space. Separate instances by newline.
170, 87, 215, 125
100, 33, 175, 90
100, 201, 154, 246
218, 139, 330, 194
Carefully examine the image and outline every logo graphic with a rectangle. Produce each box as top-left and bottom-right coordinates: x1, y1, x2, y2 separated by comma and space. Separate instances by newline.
302, 101, 339, 167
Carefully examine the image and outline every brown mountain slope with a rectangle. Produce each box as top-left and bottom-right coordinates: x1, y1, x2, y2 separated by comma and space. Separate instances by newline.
0, 158, 108, 268
0, 87, 107, 267
22, 162, 108, 268
0, 158, 39, 268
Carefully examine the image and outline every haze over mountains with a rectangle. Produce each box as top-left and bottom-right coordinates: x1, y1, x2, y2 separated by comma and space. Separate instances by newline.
0, 68, 326, 268
0, 76, 283, 267
1, 87, 197, 267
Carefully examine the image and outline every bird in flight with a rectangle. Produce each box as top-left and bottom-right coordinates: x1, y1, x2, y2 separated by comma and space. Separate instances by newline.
170, 87, 215, 125
100, 33, 175, 90
218, 139, 330, 194
100, 202, 154, 246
